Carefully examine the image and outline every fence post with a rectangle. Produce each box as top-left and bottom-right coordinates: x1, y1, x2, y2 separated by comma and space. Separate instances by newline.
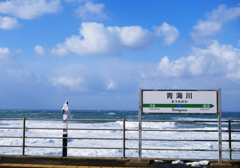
228, 120, 232, 160
138, 89, 142, 161
22, 117, 26, 156
218, 89, 222, 163
123, 118, 125, 158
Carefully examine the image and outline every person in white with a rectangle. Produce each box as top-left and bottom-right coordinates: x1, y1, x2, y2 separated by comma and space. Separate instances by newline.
61, 100, 72, 157
62, 100, 72, 119
62, 100, 72, 135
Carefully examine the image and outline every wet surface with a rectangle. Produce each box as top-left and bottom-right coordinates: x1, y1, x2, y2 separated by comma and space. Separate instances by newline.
0, 156, 239, 168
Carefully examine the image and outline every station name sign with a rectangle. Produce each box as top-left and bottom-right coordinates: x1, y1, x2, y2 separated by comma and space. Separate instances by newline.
142, 90, 219, 114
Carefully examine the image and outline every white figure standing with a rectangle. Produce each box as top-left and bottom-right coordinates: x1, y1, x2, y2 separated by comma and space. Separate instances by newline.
62, 100, 72, 134
61, 100, 72, 157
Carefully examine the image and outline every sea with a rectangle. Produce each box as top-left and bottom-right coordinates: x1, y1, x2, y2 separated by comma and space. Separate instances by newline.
0, 110, 240, 160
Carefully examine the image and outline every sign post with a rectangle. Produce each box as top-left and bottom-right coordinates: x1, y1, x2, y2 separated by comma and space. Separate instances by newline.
138, 89, 142, 161
62, 100, 72, 157
138, 89, 222, 162
218, 89, 222, 163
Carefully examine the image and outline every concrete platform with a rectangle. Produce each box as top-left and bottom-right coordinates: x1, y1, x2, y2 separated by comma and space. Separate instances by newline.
210, 162, 232, 167
0, 156, 239, 168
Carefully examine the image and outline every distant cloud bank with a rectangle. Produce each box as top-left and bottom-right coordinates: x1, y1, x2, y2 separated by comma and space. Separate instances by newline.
35, 22, 179, 56
142, 40, 240, 80
0, 0, 61, 20
191, 4, 240, 44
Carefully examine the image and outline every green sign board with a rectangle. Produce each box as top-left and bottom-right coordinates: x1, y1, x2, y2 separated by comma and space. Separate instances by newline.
142, 90, 219, 114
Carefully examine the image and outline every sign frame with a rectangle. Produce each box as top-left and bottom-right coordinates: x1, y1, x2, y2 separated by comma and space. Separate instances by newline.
138, 89, 222, 163
141, 89, 220, 115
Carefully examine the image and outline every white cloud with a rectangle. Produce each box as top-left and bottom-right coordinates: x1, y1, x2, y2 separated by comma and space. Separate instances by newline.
50, 45, 69, 57
0, 47, 14, 60
37, 22, 156, 56
0, 0, 61, 20
0, 16, 21, 29
51, 76, 84, 91
7, 67, 32, 81
148, 41, 240, 80
191, 4, 240, 43
65, 0, 89, 3
48, 60, 144, 94
16, 49, 23, 53
36, 22, 179, 57
65, 0, 79, 2
154, 22, 179, 45
207, 4, 240, 22
192, 21, 222, 37
34, 45, 47, 56
107, 80, 115, 90
75, 1, 108, 20
119, 26, 156, 49
35, 44, 69, 57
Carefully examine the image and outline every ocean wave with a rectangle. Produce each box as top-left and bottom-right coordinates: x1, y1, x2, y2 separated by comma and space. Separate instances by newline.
1, 114, 240, 159
107, 112, 116, 115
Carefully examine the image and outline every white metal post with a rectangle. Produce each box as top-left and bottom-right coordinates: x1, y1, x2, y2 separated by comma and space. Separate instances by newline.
62, 100, 72, 157
218, 89, 222, 163
138, 89, 142, 161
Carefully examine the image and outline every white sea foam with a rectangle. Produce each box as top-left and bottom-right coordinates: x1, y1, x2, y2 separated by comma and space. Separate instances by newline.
172, 160, 184, 164
0, 120, 239, 159
186, 160, 209, 167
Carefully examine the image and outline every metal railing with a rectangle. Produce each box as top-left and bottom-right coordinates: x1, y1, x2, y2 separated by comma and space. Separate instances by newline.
0, 118, 240, 160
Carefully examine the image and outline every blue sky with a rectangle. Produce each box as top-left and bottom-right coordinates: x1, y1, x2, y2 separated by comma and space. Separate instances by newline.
0, 0, 240, 111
